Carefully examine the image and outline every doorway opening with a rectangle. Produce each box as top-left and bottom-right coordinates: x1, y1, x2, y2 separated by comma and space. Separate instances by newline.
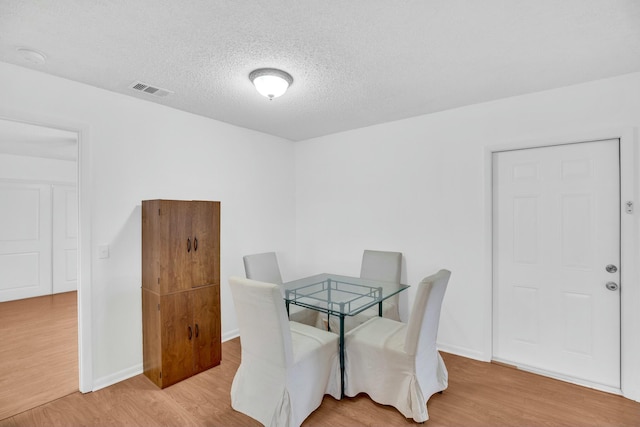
0, 116, 88, 418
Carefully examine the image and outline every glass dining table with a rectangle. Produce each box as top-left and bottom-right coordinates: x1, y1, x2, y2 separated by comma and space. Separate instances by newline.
282, 273, 409, 398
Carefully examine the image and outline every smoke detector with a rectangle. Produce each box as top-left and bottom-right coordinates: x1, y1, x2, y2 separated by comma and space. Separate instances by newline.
128, 81, 173, 97
17, 48, 46, 65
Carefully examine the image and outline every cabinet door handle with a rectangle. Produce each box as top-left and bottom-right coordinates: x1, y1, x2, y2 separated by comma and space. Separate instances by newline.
193, 236, 198, 252
195, 323, 199, 338
187, 238, 191, 253
188, 325, 192, 340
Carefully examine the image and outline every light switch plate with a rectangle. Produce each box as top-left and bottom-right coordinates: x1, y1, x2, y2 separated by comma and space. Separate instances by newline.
98, 245, 110, 259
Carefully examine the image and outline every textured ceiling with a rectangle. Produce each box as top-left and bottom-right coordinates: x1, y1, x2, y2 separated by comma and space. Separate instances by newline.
1, 1, 639, 141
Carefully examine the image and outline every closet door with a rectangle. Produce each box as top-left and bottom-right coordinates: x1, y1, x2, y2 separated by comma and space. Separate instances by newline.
52, 185, 77, 294
0, 182, 52, 302
161, 200, 193, 293
191, 285, 221, 372
160, 291, 193, 387
189, 201, 219, 287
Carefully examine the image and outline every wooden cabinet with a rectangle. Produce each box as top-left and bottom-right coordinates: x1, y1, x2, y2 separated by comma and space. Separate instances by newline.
142, 200, 221, 388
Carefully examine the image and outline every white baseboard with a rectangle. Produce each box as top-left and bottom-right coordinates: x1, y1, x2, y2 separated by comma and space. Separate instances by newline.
92, 363, 143, 392
89, 337, 483, 393
92, 332, 239, 393
53, 284, 77, 294
492, 357, 622, 396
223, 329, 239, 342
437, 342, 487, 362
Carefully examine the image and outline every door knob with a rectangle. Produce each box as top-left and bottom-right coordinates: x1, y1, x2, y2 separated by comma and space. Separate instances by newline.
605, 264, 617, 273
605, 282, 619, 291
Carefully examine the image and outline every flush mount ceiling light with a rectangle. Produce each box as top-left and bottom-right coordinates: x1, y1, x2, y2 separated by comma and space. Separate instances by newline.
249, 68, 293, 100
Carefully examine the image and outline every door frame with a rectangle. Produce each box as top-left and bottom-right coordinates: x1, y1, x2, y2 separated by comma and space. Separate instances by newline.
484, 127, 639, 401
0, 108, 93, 393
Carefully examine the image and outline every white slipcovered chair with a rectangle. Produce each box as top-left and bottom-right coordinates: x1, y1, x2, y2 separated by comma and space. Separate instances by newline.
344, 269, 451, 423
243, 252, 319, 326
360, 249, 402, 321
229, 276, 340, 427
324, 250, 402, 332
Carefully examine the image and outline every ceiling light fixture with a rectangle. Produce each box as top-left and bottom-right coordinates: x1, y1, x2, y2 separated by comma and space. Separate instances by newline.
249, 68, 293, 100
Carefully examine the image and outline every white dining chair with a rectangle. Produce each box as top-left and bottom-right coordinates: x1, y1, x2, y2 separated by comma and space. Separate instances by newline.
229, 276, 340, 427
243, 252, 319, 326
344, 269, 451, 422
323, 250, 402, 332
360, 249, 402, 321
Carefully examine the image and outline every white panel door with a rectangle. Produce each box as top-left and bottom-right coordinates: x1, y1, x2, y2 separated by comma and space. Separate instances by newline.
52, 185, 77, 294
0, 182, 53, 302
493, 139, 620, 389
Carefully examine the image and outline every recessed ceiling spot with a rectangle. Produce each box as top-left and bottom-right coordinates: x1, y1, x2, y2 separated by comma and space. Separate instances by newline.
128, 81, 174, 97
16, 48, 46, 65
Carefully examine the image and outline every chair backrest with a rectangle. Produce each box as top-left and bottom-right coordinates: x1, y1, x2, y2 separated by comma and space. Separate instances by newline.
360, 250, 402, 283
229, 276, 293, 368
404, 269, 451, 356
243, 252, 283, 285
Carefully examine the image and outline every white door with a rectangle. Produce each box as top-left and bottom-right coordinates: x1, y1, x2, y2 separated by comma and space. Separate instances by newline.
52, 185, 78, 294
493, 139, 620, 390
0, 182, 53, 302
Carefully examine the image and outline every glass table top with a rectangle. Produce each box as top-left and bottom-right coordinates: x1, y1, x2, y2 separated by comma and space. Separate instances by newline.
283, 273, 408, 317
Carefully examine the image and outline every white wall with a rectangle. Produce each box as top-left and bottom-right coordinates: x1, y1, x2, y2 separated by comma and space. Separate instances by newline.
0, 153, 76, 183
0, 61, 296, 389
295, 72, 640, 399
2, 58, 639, 400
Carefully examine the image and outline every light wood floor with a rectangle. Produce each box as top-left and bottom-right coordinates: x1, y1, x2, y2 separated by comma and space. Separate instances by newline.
0, 292, 78, 420
2, 333, 639, 426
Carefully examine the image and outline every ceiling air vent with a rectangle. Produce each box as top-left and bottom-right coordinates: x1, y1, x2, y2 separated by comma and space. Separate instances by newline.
128, 81, 173, 97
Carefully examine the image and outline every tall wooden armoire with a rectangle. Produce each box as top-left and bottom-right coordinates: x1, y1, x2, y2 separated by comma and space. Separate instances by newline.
142, 199, 221, 388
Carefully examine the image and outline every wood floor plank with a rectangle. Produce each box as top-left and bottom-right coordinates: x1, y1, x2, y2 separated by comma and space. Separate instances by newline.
2, 295, 639, 426
6, 339, 639, 427
0, 292, 78, 420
